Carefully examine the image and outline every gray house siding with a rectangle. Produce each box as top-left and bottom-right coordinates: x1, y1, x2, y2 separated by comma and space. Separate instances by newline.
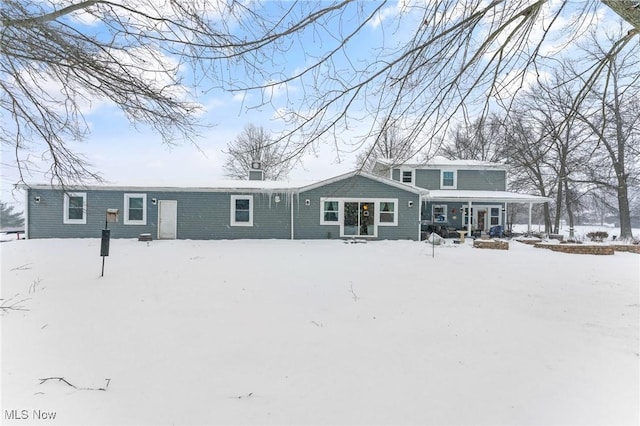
457, 170, 506, 190
26, 188, 292, 240
414, 169, 440, 190
294, 175, 421, 240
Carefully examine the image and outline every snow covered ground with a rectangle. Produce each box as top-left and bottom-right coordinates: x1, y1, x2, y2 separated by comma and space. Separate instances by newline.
1, 236, 638, 425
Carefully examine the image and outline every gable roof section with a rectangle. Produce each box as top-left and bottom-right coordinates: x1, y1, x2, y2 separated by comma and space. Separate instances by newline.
299, 170, 429, 195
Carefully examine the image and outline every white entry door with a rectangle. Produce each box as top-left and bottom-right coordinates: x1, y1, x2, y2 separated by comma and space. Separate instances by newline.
158, 200, 177, 239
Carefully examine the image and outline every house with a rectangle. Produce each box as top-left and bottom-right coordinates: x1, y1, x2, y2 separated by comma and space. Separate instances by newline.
372, 157, 550, 236
21, 158, 549, 241
21, 170, 427, 240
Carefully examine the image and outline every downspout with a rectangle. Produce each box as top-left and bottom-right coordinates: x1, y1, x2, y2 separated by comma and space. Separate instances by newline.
467, 201, 472, 237
290, 192, 295, 240
528, 202, 533, 235
24, 187, 29, 239
418, 194, 423, 241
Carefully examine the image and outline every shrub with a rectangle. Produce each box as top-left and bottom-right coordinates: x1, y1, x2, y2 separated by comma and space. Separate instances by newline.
586, 231, 608, 242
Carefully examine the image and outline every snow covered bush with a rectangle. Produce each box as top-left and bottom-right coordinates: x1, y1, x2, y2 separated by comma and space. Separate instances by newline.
586, 231, 609, 242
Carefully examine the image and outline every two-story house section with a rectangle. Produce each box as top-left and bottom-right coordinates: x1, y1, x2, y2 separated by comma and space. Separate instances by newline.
373, 157, 550, 237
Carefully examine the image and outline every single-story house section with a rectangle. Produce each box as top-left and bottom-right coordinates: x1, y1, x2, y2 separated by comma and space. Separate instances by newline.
21, 171, 428, 241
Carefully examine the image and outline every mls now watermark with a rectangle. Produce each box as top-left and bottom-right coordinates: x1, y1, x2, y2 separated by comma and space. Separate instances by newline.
4, 409, 57, 421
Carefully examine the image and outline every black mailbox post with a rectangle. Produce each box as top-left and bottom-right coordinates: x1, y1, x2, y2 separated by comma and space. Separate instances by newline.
100, 229, 111, 257
101, 209, 119, 277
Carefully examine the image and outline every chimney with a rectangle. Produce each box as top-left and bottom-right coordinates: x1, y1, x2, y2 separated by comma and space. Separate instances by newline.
248, 161, 264, 181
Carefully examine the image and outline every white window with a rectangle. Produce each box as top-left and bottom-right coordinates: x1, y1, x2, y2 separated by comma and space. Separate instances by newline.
463, 207, 473, 225
63, 192, 87, 224
401, 170, 414, 184
490, 207, 501, 225
321, 199, 340, 224
231, 195, 253, 226
124, 193, 147, 225
441, 170, 457, 188
433, 204, 447, 223
378, 201, 397, 225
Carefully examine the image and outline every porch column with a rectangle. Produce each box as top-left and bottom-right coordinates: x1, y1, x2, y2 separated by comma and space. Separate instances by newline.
528, 202, 532, 234
504, 202, 508, 230
467, 200, 472, 236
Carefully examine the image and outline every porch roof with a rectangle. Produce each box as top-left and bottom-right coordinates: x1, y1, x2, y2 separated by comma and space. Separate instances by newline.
425, 190, 551, 203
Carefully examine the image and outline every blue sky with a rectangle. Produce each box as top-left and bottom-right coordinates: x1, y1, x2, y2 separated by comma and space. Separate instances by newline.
0, 0, 622, 210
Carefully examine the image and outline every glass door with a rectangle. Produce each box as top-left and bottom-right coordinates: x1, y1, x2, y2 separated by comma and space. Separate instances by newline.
342, 202, 375, 237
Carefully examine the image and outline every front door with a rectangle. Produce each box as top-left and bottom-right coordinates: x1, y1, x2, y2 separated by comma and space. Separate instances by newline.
343, 202, 375, 237
477, 209, 487, 231
158, 200, 177, 239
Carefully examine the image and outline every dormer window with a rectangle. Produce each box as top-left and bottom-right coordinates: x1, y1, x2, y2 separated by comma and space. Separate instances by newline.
401, 170, 414, 184
441, 170, 457, 188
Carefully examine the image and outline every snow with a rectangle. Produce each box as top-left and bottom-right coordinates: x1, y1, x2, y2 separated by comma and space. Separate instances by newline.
427, 189, 550, 203
1, 236, 638, 425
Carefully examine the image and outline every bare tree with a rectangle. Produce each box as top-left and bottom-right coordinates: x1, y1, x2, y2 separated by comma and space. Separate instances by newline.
573, 29, 640, 239
440, 116, 505, 162
355, 117, 415, 173
2, 1, 639, 186
223, 124, 291, 180
500, 113, 555, 233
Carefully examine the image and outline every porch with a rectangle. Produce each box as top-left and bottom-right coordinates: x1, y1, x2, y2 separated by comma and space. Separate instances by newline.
421, 190, 551, 237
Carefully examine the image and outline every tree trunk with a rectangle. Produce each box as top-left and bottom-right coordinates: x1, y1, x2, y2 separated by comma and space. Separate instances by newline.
564, 179, 576, 240
553, 177, 563, 234
617, 182, 633, 239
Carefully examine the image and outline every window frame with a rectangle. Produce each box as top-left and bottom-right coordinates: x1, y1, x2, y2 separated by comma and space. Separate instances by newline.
230, 195, 253, 227
377, 200, 398, 226
124, 193, 147, 225
320, 198, 340, 225
400, 169, 414, 185
63, 192, 87, 224
440, 169, 457, 188
432, 204, 448, 223
490, 207, 501, 226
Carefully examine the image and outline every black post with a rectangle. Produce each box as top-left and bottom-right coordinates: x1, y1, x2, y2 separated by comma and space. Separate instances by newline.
100, 213, 110, 277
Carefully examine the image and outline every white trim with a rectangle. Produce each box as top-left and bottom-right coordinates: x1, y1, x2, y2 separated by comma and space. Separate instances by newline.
124, 193, 147, 225
320, 198, 341, 225
63, 192, 87, 224
317, 197, 399, 237
462, 204, 503, 233
290, 193, 295, 240
432, 204, 448, 224
299, 171, 428, 196
230, 194, 253, 227
440, 169, 457, 189
400, 168, 415, 185
427, 190, 551, 203
377, 199, 398, 227
24, 190, 29, 239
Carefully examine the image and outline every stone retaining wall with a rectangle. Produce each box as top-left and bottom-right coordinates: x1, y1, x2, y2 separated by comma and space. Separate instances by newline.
613, 245, 640, 254
473, 240, 509, 250
516, 239, 542, 245
534, 243, 614, 255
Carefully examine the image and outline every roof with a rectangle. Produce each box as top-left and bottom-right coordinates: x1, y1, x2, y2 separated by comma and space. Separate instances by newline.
374, 156, 507, 170
21, 180, 309, 193
427, 190, 551, 203
298, 171, 429, 195
20, 171, 428, 195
